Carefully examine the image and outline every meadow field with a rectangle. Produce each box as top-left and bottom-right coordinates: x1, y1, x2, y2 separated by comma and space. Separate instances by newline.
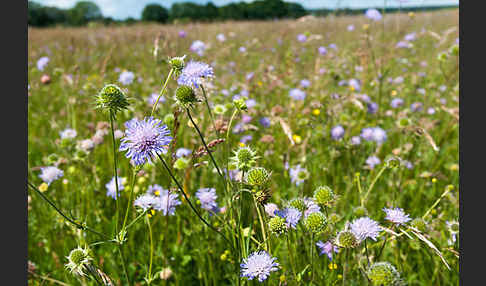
28, 9, 459, 285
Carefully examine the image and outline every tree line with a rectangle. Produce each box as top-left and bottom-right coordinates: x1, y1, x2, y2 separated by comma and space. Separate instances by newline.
28, 0, 457, 27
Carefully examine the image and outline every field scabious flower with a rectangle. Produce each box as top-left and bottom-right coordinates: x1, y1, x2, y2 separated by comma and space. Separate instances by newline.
177, 61, 214, 88
297, 34, 307, 42
264, 203, 279, 217
105, 176, 126, 199
316, 240, 339, 261
154, 190, 182, 216
350, 217, 381, 242
175, 148, 192, 158
39, 166, 64, 185
318, 46, 327, 55
281, 207, 302, 228
230, 146, 258, 172
366, 155, 381, 169
289, 88, 306, 100
196, 188, 218, 212
37, 56, 49, 71
119, 117, 172, 166
216, 33, 226, 42
190, 40, 206, 56
118, 71, 134, 85
390, 98, 404, 108
367, 262, 403, 286
289, 164, 309, 186
366, 8, 382, 21
331, 125, 345, 140
134, 193, 158, 211
305, 211, 327, 234
240, 251, 279, 282
65, 246, 92, 277
383, 207, 411, 225
60, 128, 77, 140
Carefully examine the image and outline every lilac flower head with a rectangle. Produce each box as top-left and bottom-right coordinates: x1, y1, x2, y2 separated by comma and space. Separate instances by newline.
331, 125, 345, 140
316, 240, 339, 261
410, 102, 423, 112
289, 88, 306, 100
361, 127, 375, 141
242, 114, 253, 124
216, 33, 226, 42
134, 194, 158, 211
148, 92, 164, 106
264, 203, 279, 217
176, 148, 192, 158
329, 43, 338, 50
240, 251, 279, 282
366, 155, 381, 169
404, 32, 417, 41
297, 34, 307, 42
37, 56, 49, 71
318, 46, 327, 55
396, 41, 412, 49
118, 71, 135, 85
178, 30, 186, 38
427, 107, 436, 115
240, 135, 253, 144
119, 117, 172, 166
390, 98, 404, 108
348, 78, 361, 91
105, 176, 126, 199
177, 61, 214, 88
350, 136, 361, 145
367, 102, 379, 114
190, 40, 206, 56
259, 117, 271, 128
300, 79, 311, 88
350, 217, 382, 242
246, 99, 257, 109
60, 128, 77, 140
282, 207, 302, 229
347, 24, 355, 31
366, 8, 382, 21
372, 127, 387, 144
303, 197, 321, 218
383, 207, 411, 225
289, 164, 309, 186
39, 166, 64, 185
196, 188, 218, 211
154, 189, 182, 216
239, 46, 247, 53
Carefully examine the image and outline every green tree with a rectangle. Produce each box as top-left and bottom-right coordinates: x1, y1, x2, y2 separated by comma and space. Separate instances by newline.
67, 1, 102, 26
141, 3, 169, 23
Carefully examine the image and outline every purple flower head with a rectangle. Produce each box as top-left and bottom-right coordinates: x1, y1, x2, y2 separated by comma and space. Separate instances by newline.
246, 99, 257, 109
300, 79, 311, 88
289, 88, 306, 100
37, 56, 49, 71
367, 102, 379, 114
177, 61, 214, 88
242, 114, 253, 124
410, 102, 423, 112
240, 135, 253, 144
349, 79, 361, 91
347, 24, 355, 31
318, 46, 327, 55
60, 128, 77, 140
372, 127, 387, 144
331, 125, 345, 140
239, 46, 247, 53
404, 32, 417, 41
246, 72, 254, 81
134, 194, 158, 211
390, 98, 404, 108
39, 166, 64, 185
216, 33, 226, 42
427, 107, 436, 115
396, 41, 412, 49
176, 148, 192, 158
289, 164, 309, 186
105, 176, 126, 200
190, 40, 206, 56
178, 30, 186, 38
350, 136, 361, 145
383, 207, 411, 225
366, 155, 381, 169
240, 251, 279, 282
350, 217, 382, 242
282, 207, 302, 228
360, 128, 375, 141
259, 117, 271, 128
118, 71, 134, 85
119, 117, 172, 166
297, 34, 307, 42
316, 240, 339, 261
154, 189, 182, 216
264, 203, 279, 217
365, 8, 382, 21
196, 188, 218, 212
329, 43, 338, 50
303, 197, 321, 218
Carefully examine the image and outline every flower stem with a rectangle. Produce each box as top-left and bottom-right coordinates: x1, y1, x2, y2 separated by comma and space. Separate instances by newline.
109, 111, 120, 234
117, 245, 130, 284
363, 164, 387, 206
253, 196, 268, 252
200, 84, 217, 133
310, 233, 315, 282
151, 68, 174, 117
145, 215, 154, 284
122, 169, 139, 231
287, 234, 297, 280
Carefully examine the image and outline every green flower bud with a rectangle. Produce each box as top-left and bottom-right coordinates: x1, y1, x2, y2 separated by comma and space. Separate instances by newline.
233, 97, 247, 111
449, 44, 459, 57
213, 104, 227, 115
335, 229, 358, 248
230, 146, 258, 172
173, 157, 190, 170
268, 216, 287, 236
410, 218, 427, 232
313, 186, 336, 207
65, 246, 92, 277
254, 189, 271, 204
163, 113, 175, 127
437, 52, 448, 62
353, 206, 368, 217
367, 262, 403, 286
396, 118, 411, 128
175, 85, 198, 108
304, 212, 327, 234
95, 84, 129, 116
169, 55, 186, 76
45, 153, 60, 165
289, 198, 306, 212
245, 167, 271, 189
386, 156, 401, 169
328, 213, 341, 224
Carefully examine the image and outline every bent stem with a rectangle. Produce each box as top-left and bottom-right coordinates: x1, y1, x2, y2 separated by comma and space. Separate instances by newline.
253, 196, 268, 252
200, 84, 217, 133
156, 153, 233, 247
122, 169, 139, 231
151, 68, 174, 117
363, 164, 387, 206
117, 245, 130, 284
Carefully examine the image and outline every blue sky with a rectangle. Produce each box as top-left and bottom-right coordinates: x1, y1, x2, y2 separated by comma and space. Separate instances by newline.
35, 0, 459, 20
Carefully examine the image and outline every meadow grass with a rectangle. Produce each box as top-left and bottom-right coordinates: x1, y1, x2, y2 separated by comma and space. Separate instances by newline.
28, 9, 459, 285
